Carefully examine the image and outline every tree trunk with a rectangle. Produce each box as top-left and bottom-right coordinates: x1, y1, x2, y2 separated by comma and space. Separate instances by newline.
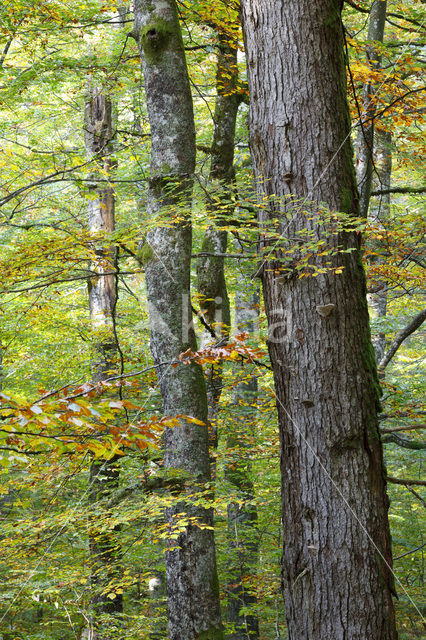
196, 31, 260, 636
148, 571, 167, 639
355, 1, 389, 362
226, 254, 259, 640
368, 129, 392, 362
240, 1, 397, 638
196, 29, 238, 447
133, 2, 223, 638
355, 0, 387, 218
85, 82, 123, 634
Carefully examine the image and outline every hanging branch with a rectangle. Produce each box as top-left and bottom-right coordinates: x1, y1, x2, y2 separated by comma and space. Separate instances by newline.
378, 308, 426, 372
393, 543, 426, 561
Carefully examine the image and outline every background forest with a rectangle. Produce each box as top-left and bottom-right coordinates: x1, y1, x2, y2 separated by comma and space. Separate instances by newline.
0, 0, 424, 639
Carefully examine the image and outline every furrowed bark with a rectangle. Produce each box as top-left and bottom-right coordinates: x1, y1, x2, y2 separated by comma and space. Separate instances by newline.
355, 0, 387, 217
226, 256, 259, 640
197, 30, 239, 445
133, 2, 223, 638
85, 81, 122, 634
240, 1, 397, 638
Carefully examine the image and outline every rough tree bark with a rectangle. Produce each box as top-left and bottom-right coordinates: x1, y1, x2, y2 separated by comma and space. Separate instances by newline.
133, 2, 223, 638
84, 82, 122, 635
240, 1, 398, 638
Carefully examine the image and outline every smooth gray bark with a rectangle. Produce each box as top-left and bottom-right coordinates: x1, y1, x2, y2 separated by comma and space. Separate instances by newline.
368, 129, 392, 362
197, 30, 237, 446
196, 31, 260, 636
355, 0, 387, 218
133, 2, 223, 638
240, 1, 397, 638
354, 1, 389, 362
226, 254, 259, 640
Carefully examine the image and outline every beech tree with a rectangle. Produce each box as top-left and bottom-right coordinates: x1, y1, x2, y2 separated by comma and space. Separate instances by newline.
84, 80, 123, 635
132, 1, 223, 638
355, 0, 388, 218
0, 1, 424, 638
196, 26, 236, 442
226, 261, 260, 640
355, 0, 389, 361
240, 0, 398, 638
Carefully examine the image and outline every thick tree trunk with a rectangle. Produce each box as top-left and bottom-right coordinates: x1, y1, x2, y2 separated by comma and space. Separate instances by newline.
84, 84, 123, 634
133, 2, 223, 638
226, 256, 259, 640
355, 0, 387, 217
240, 1, 397, 639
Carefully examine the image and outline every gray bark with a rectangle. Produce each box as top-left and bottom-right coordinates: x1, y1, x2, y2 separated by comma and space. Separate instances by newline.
196, 31, 260, 636
197, 30, 238, 446
355, 1, 390, 362
133, 2, 223, 638
368, 129, 392, 362
240, 1, 397, 638
84, 81, 123, 633
355, 0, 387, 218
226, 253, 259, 640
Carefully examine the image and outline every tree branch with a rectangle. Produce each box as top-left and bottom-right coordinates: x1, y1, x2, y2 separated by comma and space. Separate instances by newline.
378, 411, 426, 422
344, 1, 424, 27
372, 87, 426, 123
372, 186, 426, 196
0, 159, 95, 209
394, 543, 426, 561
381, 424, 425, 433
192, 252, 255, 259
378, 308, 426, 372
107, 474, 188, 508
386, 476, 426, 487
381, 433, 426, 450
401, 485, 426, 509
